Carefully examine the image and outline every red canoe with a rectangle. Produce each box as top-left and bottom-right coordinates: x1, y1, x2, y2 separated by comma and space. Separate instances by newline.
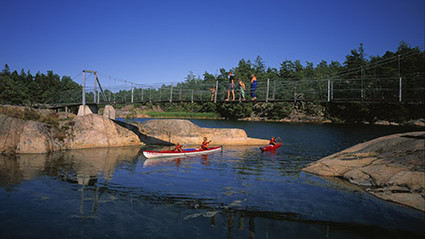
143, 146, 222, 159
260, 142, 282, 152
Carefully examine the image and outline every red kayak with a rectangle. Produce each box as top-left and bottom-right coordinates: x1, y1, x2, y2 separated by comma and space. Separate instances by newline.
260, 142, 282, 152
143, 146, 222, 158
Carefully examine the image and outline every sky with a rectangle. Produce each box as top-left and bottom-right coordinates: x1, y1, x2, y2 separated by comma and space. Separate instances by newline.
1, 0, 424, 86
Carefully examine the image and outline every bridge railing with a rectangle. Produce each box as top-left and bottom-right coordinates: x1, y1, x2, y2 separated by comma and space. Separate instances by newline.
67, 73, 424, 105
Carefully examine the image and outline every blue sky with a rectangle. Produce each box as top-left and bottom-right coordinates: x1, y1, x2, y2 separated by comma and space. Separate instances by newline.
1, 0, 423, 86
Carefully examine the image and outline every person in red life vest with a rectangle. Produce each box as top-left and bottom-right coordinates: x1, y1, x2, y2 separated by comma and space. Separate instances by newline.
269, 137, 277, 146
173, 143, 183, 152
200, 137, 212, 150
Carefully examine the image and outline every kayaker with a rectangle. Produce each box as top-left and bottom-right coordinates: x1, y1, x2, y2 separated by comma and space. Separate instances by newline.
269, 137, 277, 146
200, 137, 211, 150
173, 143, 183, 152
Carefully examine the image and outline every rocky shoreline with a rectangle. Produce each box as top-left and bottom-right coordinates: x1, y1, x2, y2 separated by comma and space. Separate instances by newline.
303, 131, 425, 211
117, 112, 425, 127
0, 106, 268, 154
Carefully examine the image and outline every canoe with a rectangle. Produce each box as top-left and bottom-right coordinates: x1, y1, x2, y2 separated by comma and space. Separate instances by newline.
143, 146, 222, 159
260, 142, 282, 152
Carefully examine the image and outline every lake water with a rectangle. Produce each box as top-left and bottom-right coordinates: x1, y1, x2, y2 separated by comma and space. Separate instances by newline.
0, 119, 424, 239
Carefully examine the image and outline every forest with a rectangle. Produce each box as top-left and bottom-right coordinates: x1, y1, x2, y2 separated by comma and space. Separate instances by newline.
1, 42, 424, 113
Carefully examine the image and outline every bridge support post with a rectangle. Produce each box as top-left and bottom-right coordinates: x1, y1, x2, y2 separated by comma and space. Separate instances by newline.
170, 82, 173, 103
141, 86, 144, 102
82, 71, 86, 106
327, 79, 330, 102
131, 86, 134, 103
214, 79, 218, 103
103, 105, 116, 120
191, 90, 194, 103
399, 77, 402, 102
94, 73, 97, 103
266, 78, 270, 102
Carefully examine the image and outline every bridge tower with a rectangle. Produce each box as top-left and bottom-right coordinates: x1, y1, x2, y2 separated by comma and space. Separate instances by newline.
78, 70, 115, 119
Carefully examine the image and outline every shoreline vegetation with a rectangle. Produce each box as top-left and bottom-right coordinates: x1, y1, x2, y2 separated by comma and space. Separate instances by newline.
113, 102, 425, 127
1, 42, 423, 126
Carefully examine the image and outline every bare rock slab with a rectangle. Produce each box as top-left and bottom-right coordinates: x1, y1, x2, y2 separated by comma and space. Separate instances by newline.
66, 114, 143, 150
303, 131, 425, 211
138, 119, 269, 145
0, 114, 61, 154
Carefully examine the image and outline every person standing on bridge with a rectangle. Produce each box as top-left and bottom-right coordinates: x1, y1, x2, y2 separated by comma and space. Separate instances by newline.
238, 78, 246, 101
210, 85, 216, 101
250, 73, 257, 100
226, 71, 235, 101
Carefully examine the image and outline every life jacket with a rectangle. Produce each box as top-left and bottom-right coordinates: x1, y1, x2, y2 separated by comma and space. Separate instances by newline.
201, 141, 209, 149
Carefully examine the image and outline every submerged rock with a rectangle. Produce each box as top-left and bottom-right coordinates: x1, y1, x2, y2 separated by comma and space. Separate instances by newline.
303, 131, 425, 211
138, 119, 269, 145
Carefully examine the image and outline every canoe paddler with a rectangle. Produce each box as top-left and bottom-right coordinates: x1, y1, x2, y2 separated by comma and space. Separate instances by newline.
269, 137, 277, 146
173, 143, 183, 152
200, 137, 212, 150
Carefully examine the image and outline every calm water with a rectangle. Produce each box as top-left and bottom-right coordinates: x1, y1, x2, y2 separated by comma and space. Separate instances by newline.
0, 119, 424, 239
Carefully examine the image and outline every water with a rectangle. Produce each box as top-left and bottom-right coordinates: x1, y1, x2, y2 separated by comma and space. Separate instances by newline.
0, 119, 424, 239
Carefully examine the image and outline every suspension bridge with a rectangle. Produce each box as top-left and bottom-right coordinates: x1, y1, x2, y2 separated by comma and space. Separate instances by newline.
45, 50, 424, 116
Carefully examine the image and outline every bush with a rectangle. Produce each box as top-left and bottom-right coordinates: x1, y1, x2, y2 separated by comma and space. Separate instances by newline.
216, 103, 252, 120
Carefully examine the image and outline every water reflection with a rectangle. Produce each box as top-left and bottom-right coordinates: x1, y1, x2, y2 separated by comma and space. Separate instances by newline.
0, 136, 424, 238
0, 147, 141, 186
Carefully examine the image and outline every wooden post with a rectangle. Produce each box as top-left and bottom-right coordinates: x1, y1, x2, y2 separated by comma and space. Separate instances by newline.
141, 86, 144, 102
266, 78, 270, 102
214, 79, 218, 103
191, 90, 194, 103
399, 77, 402, 102
170, 82, 173, 103
327, 79, 330, 102
131, 85, 134, 103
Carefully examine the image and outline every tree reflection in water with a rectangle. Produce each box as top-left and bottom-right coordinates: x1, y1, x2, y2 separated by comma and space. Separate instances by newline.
0, 144, 424, 238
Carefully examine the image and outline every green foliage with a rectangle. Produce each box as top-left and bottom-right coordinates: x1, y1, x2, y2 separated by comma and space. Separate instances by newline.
216, 103, 253, 120
144, 111, 219, 119
0, 66, 81, 105
252, 102, 292, 119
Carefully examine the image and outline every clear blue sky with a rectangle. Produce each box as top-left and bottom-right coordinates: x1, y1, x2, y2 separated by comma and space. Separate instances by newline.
1, 0, 423, 85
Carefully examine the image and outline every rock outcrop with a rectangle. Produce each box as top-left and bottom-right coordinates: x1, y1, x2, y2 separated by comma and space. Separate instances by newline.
138, 119, 269, 145
0, 114, 61, 154
65, 114, 143, 150
0, 113, 143, 154
303, 131, 425, 211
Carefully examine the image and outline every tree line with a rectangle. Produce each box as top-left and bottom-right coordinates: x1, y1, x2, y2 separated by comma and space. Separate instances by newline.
1, 41, 423, 106
0, 66, 81, 106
